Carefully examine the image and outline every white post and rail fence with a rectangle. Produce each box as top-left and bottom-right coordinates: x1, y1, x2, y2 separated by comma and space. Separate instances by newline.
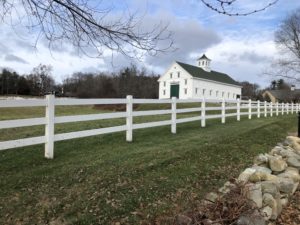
0, 95, 298, 159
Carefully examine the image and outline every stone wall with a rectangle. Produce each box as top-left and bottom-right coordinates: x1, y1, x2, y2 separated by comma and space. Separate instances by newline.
236, 136, 300, 223
177, 136, 300, 225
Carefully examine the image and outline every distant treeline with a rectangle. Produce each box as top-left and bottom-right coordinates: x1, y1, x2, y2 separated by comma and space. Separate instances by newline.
0, 64, 159, 98
63, 65, 159, 98
0, 64, 55, 96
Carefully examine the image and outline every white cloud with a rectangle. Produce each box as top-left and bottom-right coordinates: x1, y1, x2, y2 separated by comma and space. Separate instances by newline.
203, 32, 277, 86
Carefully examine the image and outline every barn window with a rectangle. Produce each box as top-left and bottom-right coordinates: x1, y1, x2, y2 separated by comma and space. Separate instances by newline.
216, 91, 219, 97
170, 73, 173, 78
233, 93, 235, 98
185, 79, 187, 85
210, 90, 212, 96
222, 92, 224, 97
195, 88, 198, 94
163, 90, 166, 95
163, 81, 166, 87
203, 89, 206, 95
228, 92, 230, 98
178, 72, 180, 78
184, 88, 187, 94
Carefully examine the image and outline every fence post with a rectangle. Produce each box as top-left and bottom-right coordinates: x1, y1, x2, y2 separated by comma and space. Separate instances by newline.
276, 102, 279, 116
221, 98, 226, 123
171, 97, 177, 134
264, 101, 267, 117
201, 98, 206, 127
126, 95, 133, 142
257, 100, 260, 118
270, 102, 273, 117
282, 102, 284, 115
292, 102, 294, 114
45, 94, 55, 159
248, 99, 252, 119
287, 103, 289, 115
237, 98, 240, 121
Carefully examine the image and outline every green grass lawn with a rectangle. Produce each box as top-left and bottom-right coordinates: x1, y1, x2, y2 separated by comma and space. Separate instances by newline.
0, 104, 297, 225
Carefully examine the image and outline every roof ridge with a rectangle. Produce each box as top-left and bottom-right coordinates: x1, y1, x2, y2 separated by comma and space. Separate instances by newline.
176, 61, 239, 86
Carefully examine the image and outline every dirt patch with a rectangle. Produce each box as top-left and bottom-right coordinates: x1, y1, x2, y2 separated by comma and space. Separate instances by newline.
275, 188, 300, 225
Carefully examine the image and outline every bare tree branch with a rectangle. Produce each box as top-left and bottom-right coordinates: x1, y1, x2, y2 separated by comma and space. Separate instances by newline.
266, 8, 300, 83
200, 0, 279, 16
0, 0, 174, 58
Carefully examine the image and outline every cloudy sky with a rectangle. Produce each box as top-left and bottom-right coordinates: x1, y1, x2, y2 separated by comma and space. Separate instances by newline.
0, 0, 299, 87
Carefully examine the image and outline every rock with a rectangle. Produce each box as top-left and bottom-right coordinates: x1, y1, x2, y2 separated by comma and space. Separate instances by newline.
218, 186, 230, 194
284, 150, 300, 160
202, 219, 213, 225
277, 177, 294, 194
252, 166, 272, 174
219, 181, 236, 194
205, 192, 219, 203
261, 181, 279, 197
275, 196, 283, 216
286, 167, 299, 173
262, 206, 273, 220
237, 210, 266, 225
245, 183, 263, 208
249, 171, 277, 183
254, 154, 269, 165
269, 156, 287, 172
280, 197, 289, 207
292, 182, 299, 194
262, 193, 281, 220
238, 168, 256, 184
271, 147, 300, 160
270, 146, 285, 156
287, 157, 300, 168
176, 214, 192, 225
263, 193, 276, 207
277, 170, 300, 183
286, 136, 300, 152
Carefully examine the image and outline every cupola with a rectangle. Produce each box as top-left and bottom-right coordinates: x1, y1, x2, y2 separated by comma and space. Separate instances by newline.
197, 54, 211, 72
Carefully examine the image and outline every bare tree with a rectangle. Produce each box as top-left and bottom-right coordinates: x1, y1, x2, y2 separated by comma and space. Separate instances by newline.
1, 0, 173, 58
265, 9, 300, 82
200, 0, 278, 16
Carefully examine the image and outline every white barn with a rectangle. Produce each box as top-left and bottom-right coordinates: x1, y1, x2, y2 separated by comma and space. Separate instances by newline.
158, 54, 242, 100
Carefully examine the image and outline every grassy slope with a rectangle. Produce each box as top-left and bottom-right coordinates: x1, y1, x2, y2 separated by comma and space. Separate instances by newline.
0, 105, 297, 224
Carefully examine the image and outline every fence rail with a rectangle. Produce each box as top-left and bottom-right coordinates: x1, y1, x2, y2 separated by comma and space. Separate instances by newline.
0, 95, 298, 159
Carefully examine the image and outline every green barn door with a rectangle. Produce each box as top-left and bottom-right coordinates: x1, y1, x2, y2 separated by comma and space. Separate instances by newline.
170, 84, 179, 98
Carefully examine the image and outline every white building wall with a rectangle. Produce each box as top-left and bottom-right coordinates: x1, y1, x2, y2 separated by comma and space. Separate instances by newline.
158, 63, 193, 99
159, 62, 242, 100
191, 78, 241, 100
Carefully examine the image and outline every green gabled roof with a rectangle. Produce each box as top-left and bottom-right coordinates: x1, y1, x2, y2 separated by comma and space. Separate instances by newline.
176, 61, 240, 86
